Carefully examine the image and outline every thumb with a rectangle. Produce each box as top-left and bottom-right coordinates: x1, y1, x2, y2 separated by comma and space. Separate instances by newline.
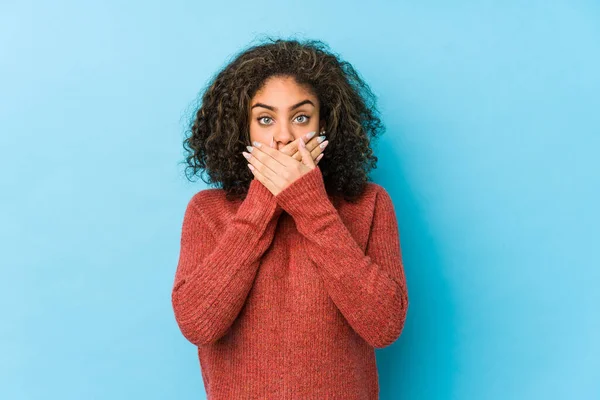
298, 136, 315, 168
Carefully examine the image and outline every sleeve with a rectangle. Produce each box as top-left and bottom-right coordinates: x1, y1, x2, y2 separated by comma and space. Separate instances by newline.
274, 166, 409, 348
171, 179, 283, 346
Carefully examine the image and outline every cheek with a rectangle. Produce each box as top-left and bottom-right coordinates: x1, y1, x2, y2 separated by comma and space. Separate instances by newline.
249, 122, 271, 144
248, 119, 259, 141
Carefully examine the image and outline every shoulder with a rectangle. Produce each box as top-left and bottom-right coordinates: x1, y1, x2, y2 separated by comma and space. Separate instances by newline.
365, 181, 388, 197
334, 182, 389, 251
338, 181, 395, 225
367, 182, 394, 207
187, 188, 228, 212
362, 183, 396, 223
350, 181, 390, 207
184, 188, 237, 233
335, 181, 389, 220
335, 181, 388, 210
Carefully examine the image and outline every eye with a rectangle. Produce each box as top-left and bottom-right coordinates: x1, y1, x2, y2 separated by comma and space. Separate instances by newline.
257, 116, 273, 125
295, 114, 310, 123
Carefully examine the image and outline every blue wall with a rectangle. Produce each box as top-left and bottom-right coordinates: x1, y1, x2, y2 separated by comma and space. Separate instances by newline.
1, 1, 598, 399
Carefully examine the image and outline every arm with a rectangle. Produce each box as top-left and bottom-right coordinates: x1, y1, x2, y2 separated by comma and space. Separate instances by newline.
274, 167, 409, 348
172, 179, 283, 346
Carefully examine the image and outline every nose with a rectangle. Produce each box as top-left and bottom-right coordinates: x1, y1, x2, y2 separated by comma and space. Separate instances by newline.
273, 124, 295, 149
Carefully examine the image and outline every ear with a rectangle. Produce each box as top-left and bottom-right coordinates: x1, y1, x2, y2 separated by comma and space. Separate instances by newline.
319, 119, 326, 134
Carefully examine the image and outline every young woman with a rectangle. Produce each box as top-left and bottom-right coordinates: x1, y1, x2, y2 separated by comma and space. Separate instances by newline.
171, 38, 409, 399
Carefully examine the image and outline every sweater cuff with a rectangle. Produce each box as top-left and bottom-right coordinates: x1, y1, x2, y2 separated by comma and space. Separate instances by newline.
237, 178, 282, 224
274, 166, 331, 218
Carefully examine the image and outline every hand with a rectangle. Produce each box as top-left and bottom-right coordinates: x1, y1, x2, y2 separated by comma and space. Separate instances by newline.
243, 135, 324, 196
279, 131, 329, 164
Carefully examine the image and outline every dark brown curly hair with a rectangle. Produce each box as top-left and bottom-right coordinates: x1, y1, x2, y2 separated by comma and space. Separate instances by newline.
181, 36, 385, 202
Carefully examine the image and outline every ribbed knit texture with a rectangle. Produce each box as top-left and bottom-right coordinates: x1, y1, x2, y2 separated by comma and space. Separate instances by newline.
171, 166, 409, 399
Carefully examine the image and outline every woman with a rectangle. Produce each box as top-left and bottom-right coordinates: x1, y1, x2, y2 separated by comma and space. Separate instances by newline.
171, 38, 409, 399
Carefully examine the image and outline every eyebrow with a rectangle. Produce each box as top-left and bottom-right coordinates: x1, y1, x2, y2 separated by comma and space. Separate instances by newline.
251, 99, 315, 112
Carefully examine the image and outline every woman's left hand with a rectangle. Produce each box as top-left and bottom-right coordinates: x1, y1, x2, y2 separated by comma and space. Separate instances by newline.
243, 136, 317, 196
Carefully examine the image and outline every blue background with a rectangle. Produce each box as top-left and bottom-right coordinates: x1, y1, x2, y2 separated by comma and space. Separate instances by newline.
1, 1, 599, 399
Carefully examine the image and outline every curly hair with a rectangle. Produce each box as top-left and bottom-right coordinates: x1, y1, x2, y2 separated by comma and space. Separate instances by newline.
181, 36, 385, 202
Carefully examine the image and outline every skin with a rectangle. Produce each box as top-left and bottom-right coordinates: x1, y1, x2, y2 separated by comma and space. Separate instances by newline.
242, 75, 330, 196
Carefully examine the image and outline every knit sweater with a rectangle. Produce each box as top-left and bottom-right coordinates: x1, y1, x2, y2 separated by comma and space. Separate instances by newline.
171, 165, 409, 399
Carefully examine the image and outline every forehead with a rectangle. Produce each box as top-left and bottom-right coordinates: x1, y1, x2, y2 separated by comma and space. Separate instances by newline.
252, 75, 317, 104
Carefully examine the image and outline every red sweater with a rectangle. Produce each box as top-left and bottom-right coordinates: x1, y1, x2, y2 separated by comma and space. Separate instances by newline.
171, 166, 409, 399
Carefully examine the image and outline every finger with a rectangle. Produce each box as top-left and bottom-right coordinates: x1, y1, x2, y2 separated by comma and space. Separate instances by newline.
292, 148, 317, 162
284, 131, 319, 159
305, 130, 318, 142
247, 162, 279, 195
306, 133, 325, 153
298, 136, 316, 168
272, 135, 295, 159
292, 131, 317, 153
310, 139, 326, 159
250, 140, 296, 171
283, 139, 302, 161
246, 144, 288, 189
294, 136, 326, 161
315, 153, 324, 165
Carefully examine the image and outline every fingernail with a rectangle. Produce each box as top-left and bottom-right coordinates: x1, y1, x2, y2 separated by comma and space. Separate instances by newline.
242, 151, 251, 160
252, 141, 261, 147
305, 131, 316, 140
246, 145, 253, 152
317, 135, 326, 144
320, 140, 329, 149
